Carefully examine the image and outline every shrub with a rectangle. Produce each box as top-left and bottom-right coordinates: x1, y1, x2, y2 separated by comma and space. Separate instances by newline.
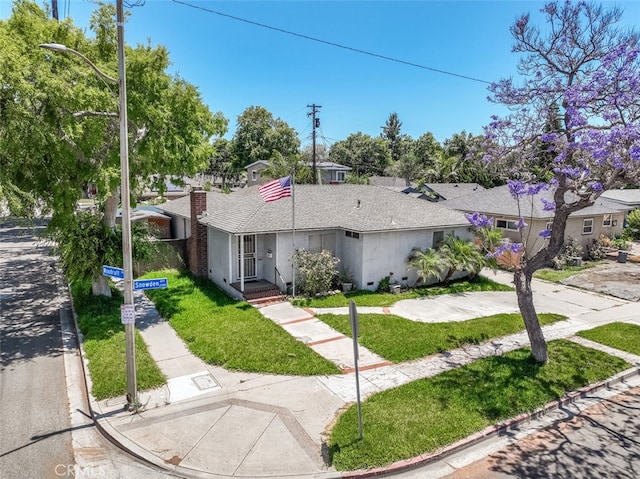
552, 237, 583, 269
624, 209, 640, 240
377, 276, 391, 293
293, 249, 339, 296
586, 236, 608, 261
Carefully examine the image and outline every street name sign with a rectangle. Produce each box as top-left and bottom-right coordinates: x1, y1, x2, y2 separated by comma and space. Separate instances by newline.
103, 265, 125, 280
133, 278, 168, 291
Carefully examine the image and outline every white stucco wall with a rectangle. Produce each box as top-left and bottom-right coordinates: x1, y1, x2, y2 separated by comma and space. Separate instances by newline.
359, 226, 472, 291
207, 227, 234, 297
503, 214, 626, 257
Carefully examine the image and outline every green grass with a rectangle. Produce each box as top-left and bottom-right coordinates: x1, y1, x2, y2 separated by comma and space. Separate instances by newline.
291, 275, 513, 308
71, 281, 166, 400
141, 270, 340, 375
577, 322, 640, 355
328, 339, 629, 471
317, 312, 566, 363
533, 262, 601, 283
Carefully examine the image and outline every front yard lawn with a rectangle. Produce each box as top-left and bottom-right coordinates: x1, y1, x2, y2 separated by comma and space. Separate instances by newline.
141, 270, 340, 375
317, 312, 566, 363
71, 281, 165, 400
577, 322, 640, 355
292, 275, 513, 308
328, 339, 629, 471
533, 262, 602, 283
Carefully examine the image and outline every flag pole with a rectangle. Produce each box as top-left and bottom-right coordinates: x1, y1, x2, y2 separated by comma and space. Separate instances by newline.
291, 169, 296, 298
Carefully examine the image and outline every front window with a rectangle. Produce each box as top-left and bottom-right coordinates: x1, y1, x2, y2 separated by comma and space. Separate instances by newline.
433, 231, 444, 248
603, 214, 612, 227
496, 219, 519, 231
582, 218, 594, 234
336, 171, 346, 182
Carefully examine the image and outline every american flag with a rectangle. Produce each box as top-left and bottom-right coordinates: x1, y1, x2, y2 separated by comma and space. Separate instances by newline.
259, 176, 292, 202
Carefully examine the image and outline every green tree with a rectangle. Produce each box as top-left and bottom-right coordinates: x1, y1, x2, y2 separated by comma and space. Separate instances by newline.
207, 138, 242, 190
385, 148, 423, 187
0, 1, 227, 294
380, 112, 408, 163
232, 106, 300, 168
413, 132, 443, 168
260, 151, 312, 184
328, 132, 391, 177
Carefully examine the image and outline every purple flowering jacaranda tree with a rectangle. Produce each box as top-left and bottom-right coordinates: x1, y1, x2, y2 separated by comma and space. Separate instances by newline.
481, 1, 640, 363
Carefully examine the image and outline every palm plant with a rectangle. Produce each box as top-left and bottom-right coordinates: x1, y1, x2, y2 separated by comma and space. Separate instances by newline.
439, 236, 487, 283
407, 248, 448, 285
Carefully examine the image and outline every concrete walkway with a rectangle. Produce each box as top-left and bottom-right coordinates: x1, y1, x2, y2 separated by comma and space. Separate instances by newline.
84, 269, 640, 479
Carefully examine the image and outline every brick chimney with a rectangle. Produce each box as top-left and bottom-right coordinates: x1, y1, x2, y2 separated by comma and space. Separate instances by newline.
188, 189, 208, 277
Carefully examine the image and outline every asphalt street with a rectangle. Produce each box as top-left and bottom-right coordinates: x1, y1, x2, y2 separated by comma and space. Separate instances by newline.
0, 220, 178, 479
442, 386, 640, 479
0, 220, 75, 479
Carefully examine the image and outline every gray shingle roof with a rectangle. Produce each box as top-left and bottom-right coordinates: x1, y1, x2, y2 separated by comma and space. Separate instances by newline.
161, 185, 469, 234
157, 195, 191, 218
425, 183, 485, 200
601, 189, 640, 205
445, 185, 624, 219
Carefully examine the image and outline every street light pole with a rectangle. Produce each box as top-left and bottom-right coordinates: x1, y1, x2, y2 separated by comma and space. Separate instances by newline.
39, 0, 139, 411
116, 0, 138, 411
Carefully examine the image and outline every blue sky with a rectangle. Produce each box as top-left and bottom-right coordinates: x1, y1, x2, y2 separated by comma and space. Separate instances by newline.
4, 0, 640, 147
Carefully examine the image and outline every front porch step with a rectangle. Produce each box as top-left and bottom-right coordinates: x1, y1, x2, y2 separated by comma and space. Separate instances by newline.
243, 286, 284, 301
247, 295, 288, 308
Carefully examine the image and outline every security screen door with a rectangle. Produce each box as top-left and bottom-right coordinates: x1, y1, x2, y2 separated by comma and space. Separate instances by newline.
237, 235, 257, 279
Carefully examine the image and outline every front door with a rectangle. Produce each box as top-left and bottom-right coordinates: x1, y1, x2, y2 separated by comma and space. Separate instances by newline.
237, 235, 257, 280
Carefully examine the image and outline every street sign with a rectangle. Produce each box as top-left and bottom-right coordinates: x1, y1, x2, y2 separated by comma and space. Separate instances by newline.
133, 278, 168, 291
121, 304, 135, 325
103, 265, 125, 280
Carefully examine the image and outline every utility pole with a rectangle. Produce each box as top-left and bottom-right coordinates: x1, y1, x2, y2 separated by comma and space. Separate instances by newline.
51, 0, 58, 20
307, 104, 321, 184
116, 0, 138, 412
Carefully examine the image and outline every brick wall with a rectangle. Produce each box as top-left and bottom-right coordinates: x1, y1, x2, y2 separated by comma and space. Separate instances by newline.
188, 190, 209, 277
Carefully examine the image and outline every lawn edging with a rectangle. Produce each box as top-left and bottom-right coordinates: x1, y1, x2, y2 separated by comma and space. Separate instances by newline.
341, 366, 640, 478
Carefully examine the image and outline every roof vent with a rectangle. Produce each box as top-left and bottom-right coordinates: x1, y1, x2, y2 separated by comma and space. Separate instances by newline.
356, 199, 361, 208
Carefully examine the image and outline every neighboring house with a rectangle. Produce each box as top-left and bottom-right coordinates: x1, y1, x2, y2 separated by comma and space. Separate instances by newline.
312, 162, 352, 184
157, 196, 192, 240
245, 161, 271, 187
445, 185, 626, 257
370, 177, 486, 202
423, 183, 486, 201
159, 185, 473, 299
601, 189, 640, 220
116, 206, 172, 239
245, 161, 352, 186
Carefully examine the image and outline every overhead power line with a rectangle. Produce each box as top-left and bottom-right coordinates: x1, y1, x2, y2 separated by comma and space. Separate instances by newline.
171, 0, 491, 85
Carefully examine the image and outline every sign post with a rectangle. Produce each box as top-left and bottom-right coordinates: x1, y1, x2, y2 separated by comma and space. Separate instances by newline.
349, 300, 364, 440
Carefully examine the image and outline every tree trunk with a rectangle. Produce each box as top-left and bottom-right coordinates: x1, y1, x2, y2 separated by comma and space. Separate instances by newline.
91, 188, 120, 296
103, 189, 120, 230
513, 267, 548, 363
92, 275, 112, 298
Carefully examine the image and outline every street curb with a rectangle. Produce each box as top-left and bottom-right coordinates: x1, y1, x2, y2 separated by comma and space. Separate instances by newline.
341, 366, 640, 478
63, 281, 181, 476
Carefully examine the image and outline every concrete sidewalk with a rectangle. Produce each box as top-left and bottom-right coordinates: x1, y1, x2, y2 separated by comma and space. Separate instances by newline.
84, 270, 640, 479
